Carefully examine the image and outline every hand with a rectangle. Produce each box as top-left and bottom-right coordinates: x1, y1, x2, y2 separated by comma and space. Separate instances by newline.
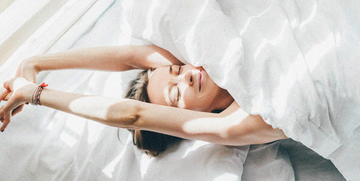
0, 77, 37, 132
6, 58, 40, 119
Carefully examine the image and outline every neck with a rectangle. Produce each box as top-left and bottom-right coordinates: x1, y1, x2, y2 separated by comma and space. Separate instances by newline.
207, 89, 234, 112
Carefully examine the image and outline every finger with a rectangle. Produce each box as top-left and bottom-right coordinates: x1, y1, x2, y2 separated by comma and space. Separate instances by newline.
1, 96, 22, 132
0, 89, 10, 101
1, 112, 10, 132
3, 92, 12, 101
3, 95, 23, 119
0, 107, 11, 132
0, 85, 7, 94
12, 104, 24, 116
3, 80, 10, 90
0, 106, 3, 122
0, 105, 3, 119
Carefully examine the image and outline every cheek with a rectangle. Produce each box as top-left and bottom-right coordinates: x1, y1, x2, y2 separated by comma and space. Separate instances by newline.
179, 91, 199, 110
180, 91, 211, 111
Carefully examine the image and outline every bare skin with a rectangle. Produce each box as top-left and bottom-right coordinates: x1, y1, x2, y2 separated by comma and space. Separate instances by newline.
0, 45, 287, 145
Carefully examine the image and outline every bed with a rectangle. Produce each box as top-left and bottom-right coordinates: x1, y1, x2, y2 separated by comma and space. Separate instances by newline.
0, 0, 357, 180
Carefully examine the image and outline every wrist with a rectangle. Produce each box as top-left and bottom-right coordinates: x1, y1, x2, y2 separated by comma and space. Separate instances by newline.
21, 84, 38, 103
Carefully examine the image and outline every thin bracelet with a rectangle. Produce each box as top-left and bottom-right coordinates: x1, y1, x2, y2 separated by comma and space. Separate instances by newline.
31, 82, 48, 106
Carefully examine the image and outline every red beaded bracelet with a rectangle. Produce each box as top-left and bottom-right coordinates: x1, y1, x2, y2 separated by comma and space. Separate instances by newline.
31, 82, 48, 106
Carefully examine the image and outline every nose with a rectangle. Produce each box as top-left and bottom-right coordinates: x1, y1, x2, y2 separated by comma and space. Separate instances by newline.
184, 70, 194, 86
175, 70, 193, 86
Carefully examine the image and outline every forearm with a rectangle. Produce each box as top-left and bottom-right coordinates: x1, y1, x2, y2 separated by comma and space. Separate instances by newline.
136, 103, 286, 145
28, 46, 135, 72
22, 86, 139, 128
26, 45, 182, 73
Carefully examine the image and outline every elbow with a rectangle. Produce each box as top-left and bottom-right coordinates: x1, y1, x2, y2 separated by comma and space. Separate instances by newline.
107, 99, 141, 129
120, 45, 136, 67
121, 114, 139, 129
120, 100, 141, 129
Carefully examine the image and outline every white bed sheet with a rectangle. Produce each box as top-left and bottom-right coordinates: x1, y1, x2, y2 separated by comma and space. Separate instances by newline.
0, 0, 349, 180
127, 0, 359, 180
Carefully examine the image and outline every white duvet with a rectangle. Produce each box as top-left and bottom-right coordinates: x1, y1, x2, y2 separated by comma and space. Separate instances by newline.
127, 0, 360, 180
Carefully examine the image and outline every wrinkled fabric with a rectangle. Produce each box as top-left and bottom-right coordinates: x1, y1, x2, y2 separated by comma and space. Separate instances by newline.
0, 0, 293, 180
127, 0, 360, 180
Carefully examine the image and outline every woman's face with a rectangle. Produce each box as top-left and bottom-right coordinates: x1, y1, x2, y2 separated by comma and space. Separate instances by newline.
147, 64, 224, 112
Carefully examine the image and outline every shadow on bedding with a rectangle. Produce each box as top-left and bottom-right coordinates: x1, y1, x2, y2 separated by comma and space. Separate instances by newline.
280, 139, 345, 181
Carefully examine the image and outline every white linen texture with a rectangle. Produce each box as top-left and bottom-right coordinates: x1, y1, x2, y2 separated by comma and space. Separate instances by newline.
126, 0, 360, 180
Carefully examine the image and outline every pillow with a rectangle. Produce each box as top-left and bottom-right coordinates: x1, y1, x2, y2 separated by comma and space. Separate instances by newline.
139, 140, 249, 180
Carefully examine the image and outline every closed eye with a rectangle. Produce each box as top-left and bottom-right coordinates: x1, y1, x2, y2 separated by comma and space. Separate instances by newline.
178, 66, 181, 75
176, 86, 180, 103
169, 84, 180, 106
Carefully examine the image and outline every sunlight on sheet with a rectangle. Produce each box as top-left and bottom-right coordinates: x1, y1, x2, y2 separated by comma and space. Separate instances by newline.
61, 116, 85, 147
182, 141, 209, 158
60, 132, 77, 147
290, 19, 298, 29
65, 116, 86, 135
254, 20, 288, 61
87, 121, 105, 144
46, 113, 82, 148
140, 152, 155, 177
119, 0, 133, 45
335, 32, 341, 47
46, 121, 56, 130
239, 5, 273, 35
214, 173, 239, 181
104, 73, 124, 97
220, 38, 243, 85
299, 1, 317, 29
273, 33, 335, 118
102, 144, 127, 178
184, 1, 208, 62
143, 0, 159, 40
273, 54, 304, 118
305, 33, 335, 72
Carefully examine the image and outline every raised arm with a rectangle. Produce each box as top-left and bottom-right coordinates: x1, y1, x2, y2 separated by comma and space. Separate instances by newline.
17, 45, 183, 82
0, 78, 286, 145
136, 101, 287, 145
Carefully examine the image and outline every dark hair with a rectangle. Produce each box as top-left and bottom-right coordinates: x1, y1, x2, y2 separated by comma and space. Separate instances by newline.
124, 68, 182, 157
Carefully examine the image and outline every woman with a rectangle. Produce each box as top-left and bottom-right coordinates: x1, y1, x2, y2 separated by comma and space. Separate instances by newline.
126, 64, 236, 156
0, 45, 287, 156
